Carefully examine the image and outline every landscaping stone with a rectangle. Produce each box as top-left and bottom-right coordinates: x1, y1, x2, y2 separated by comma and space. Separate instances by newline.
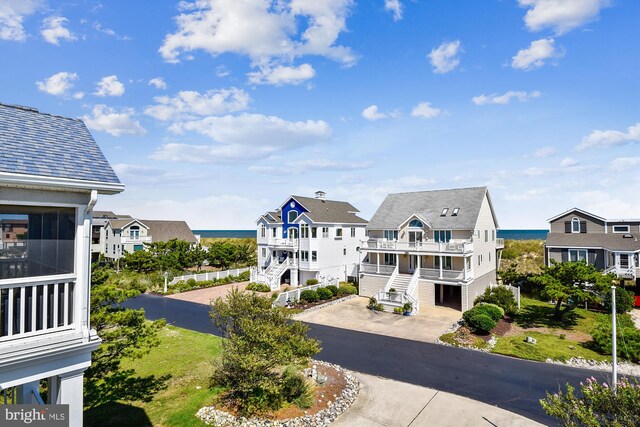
292, 295, 357, 319
545, 357, 640, 377
196, 360, 360, 427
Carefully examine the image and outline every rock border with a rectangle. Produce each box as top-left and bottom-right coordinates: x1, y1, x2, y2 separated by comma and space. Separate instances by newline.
292, 295, 358, 319
196, 360, 359, 427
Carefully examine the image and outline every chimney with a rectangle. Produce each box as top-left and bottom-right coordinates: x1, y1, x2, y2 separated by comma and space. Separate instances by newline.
315, 191, 326, 200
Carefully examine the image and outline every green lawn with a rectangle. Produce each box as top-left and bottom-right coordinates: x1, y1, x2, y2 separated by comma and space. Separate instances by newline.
84, 325, 223, 427
490, 297, 609, 362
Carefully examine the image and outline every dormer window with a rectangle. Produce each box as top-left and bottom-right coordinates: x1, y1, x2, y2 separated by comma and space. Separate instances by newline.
408, 219, 424, 228
571, 217, 580, 233
288, 210, 298, 222
441, 208, 448, 216
452, 208, 459, 216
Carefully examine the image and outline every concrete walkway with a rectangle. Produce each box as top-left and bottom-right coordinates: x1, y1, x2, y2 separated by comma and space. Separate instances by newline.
296, 296, 461, 343
334, 372, 544, 427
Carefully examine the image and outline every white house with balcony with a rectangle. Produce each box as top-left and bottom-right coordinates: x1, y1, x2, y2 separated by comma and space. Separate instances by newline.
0, 103, 123, 425
359, 186, 502, 313
252, 191, 368, 290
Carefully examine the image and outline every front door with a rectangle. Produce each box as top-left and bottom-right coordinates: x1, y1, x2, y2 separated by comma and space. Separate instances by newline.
408, 255, 418, 273
620, 254, 629, 269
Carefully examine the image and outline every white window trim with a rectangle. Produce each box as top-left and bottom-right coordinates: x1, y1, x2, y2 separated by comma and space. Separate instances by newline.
612, 225, 630, 233
569, 249, 588, 263
571, 217, 581, 233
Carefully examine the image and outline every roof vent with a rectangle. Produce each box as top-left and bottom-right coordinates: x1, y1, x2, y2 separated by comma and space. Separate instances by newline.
315, 191, 326, 200
623, 234, 633, 238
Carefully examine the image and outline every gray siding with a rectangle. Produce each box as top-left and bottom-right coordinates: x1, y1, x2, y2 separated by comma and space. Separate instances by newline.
417, 280, 435, 310
547, 248, 605, 270
465, 271, 495, 311
359, 274, 389, 296
550, 212, 605, 234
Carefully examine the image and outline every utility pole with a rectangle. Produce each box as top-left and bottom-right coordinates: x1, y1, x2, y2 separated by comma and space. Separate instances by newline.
612, 285, 617, 392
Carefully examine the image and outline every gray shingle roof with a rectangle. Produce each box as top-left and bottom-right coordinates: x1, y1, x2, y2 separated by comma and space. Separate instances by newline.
0, 103, 120, 184
142, 220, 197, 244
546, 233, 640, 252
367, 186, 488, 230
292, 195, 368, 224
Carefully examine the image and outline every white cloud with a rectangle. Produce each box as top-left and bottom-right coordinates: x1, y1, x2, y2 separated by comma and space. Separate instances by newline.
361, 105, 387, 121
247, 63, 315, 86
35, 71, 79, 97
560, 157, 578, 167
92, 21, 131, 40
41, 16, 76, 45
0, 0, 43, 41
159, 0, 356, 84
428, 40, 461, 74
411, 102, 442, 119
145, 88, 250, 121
153, 113, 331, 163
531, 145, 557, 158
94, 75, 125, 97
81, 105, 146, 137
610, 157, 640, 171
519, 0, 610, 35
250, 158, 371, 175
216, 65, 230, 77
472, 90, 541, 105
385, 0, 403, 21
148, 77, 167, 90
576, 123, 640, 151
511, 38, 562, 70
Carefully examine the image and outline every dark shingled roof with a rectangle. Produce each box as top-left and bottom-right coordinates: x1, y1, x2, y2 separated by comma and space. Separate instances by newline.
107, 219, 197, 244
0, 103, 120, 184
367, 187, 488, 230
546, 233, 640, 252
292, 195, 368, 224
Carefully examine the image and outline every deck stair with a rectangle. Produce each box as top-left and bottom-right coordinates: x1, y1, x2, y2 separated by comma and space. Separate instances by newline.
374, 268, 420, 315
386, 273, 412, 294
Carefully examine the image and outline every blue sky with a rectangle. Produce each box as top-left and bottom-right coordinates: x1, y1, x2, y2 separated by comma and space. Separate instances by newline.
1, 0, 638, 229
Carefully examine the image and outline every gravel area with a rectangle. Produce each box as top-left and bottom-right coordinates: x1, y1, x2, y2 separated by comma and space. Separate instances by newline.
292, 295, 358, 319
164, 281, 252, 305
196, 361, 359, 427
545, 357, 640, 377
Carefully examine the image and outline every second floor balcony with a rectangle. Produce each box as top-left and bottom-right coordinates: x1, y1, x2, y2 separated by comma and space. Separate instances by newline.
121, 235, 152, 245
264, 238, 298, 249
363, 238, 473, 254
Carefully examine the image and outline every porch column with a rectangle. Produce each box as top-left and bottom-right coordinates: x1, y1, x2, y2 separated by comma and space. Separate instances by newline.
463, 256, 468, 281
439, 284, 444, 304
48, 375, 60, 404
417, 255, 421, 271
376, 253, 380, 274
58, 370, 85, 427
439, 255, 443, 279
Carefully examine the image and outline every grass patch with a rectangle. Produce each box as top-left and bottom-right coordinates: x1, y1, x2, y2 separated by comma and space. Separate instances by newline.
439, 328, 489, 350
514, 297, 601, 334
85, 325, 223, 427
492, 331, 608, 362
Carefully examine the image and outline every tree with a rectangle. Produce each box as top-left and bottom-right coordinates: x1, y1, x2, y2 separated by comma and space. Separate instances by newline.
530, 260, 614, 320
210, 289, 321, 415
84, 264, 168, 408
541, 376, 640, 426
189, 244, 208, 271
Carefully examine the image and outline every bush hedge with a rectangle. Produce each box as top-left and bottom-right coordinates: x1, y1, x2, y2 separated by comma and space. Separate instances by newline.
246, 282, 271, 292
468, 313, 496, 334
316, 287, 333, 300
338, 285, 357, 296
474, 286, 517, 315
299, 290, 318, 303
591, 314, 640, 362
306, 279, 319, 286
601, 287, 635, 314
475, 303, 504, 321
463, 304, 501, 333
325, 285, 339, 296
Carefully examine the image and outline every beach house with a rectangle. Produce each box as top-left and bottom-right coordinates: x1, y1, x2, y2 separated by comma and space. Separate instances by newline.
252, 192, 368, 290
0, 103, 123, 426
359, 187, 503, 313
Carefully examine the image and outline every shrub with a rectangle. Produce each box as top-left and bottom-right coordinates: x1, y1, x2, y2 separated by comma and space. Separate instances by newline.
299, 290, 318, 303
474, 286, 517, 315
238, 270, 251, 281
246, 282, 271, 292
474, 303, 504, 321
601, 287, 635, 314
367, 297, 377, 309
389, 288, 397, 293
467, 313, 496, 334
374, 303, 385, 311
393, 307, 403, 314
316, 287, 333, 301
280, 366, 313, 409
306, 279, 319, 286
337, 285, 357, 296
591, 314, 640, 362
187, 278, 197, 287
403, 302, 413, 313
325, 285, 339, 296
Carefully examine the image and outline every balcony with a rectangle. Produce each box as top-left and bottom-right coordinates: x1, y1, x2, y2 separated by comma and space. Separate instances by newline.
418, 268, 472, 282
363, 238, 473, 254
121, 235, 152, 245
266, 238, 298, 250
360, 263, 396, 275
0, 274, 76, 343
496, 238, 505, 249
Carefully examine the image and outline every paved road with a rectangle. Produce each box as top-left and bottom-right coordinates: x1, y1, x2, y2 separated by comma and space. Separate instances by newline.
122, 293, 611, 425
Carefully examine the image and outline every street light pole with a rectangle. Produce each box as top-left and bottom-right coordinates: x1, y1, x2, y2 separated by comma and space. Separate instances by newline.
612, 285, 617, 392
164, 271, 169, 294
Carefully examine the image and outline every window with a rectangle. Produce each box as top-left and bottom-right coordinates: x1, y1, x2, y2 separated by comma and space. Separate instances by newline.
434, 230, 452, 243
260, 225, 266, 238
272, 228, 277, 237
384, 253, 397, 265
435, 256, 452, 270
343, 248, 347, 256
322, 227, 329, 238
351, 227, 356, 238
301, 251, 309, 262
452, 208, 460, 216
478, 254, 483, 265
300, 224, 309, 238
613, 225, 630, 233
288, 210, 298, 222
485, 230, 488, 242
384, 230, 398, 241
569, 249, 588, 263
133, 244, 143, 251
311, 227, 317, 238
311, 251, 317, 262
571, 217, 580, 233
492, 230, 495, 241
409, 219, 423, 228
489, 252, 491, 262
261, 248, 267, 257
441, 208, 448, 216
112, 244, 116, 254
335, 228, 343, 238
288, 227, 298, 239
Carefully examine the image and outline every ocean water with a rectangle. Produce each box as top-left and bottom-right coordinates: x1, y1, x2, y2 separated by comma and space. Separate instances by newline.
497, 229, 548, 240
194, 229, 548, 240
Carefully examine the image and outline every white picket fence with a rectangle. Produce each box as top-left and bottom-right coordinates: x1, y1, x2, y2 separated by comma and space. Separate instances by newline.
490, 283, 521, 311
272, 276, 339, 307
170, 267, 250, 285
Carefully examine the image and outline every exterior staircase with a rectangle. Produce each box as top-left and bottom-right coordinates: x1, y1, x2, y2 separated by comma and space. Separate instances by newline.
387, 273, 412, 294
374, 267, 419, 315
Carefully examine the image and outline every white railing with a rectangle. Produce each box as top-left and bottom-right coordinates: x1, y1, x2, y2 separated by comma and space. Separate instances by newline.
272, 276, 339, 307
360, 263, 396, 275
406, 268, 420, 297
121, 236, 152, 244
251, 257, 298, 291
171, 267, 250, 285
374, 290, 419, 315
603, 265, 638, 279
418, 268, 469, 281
383, 265, 400, 292
266, 238, 298, 249
363, 239, 473, 254
0, 274, 76, 342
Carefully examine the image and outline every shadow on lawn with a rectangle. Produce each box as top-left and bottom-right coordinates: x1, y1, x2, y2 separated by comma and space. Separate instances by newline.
515, 302, 582, 330
85, 401, 153, 427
